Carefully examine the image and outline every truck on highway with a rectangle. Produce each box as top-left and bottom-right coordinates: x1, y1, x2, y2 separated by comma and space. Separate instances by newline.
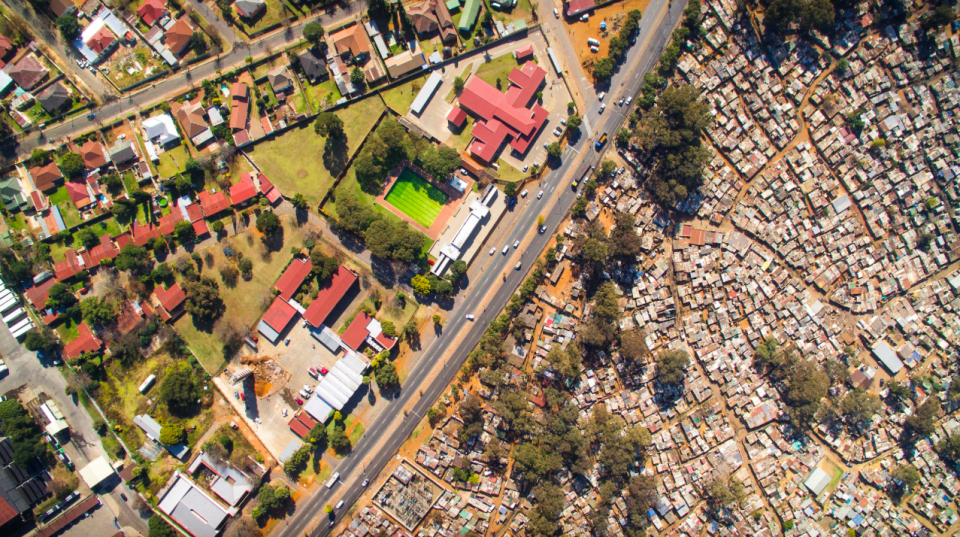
595, 133, 607, 150
326, 472, 340, 489
573, 168, 592, 189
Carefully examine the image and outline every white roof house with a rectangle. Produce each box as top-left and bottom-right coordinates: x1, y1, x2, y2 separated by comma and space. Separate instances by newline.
803, 467, 832, 496
78, 455, 114, 488
158, 473, 230, 537
143, 113, 180, 146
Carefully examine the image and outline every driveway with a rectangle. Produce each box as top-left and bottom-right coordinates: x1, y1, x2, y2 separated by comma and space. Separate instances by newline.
0, 323, 148, 535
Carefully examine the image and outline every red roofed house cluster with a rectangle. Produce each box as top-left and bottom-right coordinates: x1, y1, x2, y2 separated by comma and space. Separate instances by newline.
303, 266, 358, 328
274, 257, 313, 301
457, 61, 548, 163
340, 310, 397, 353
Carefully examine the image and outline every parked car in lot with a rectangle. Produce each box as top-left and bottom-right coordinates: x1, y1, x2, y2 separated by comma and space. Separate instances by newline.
553, 126, 563, 136
302, 384, 313, 394
234, 390, 239, 399
320, 367, 329, 375
295, 397, 304, 405
299, 389, 310, 399
520, 189, 528, 197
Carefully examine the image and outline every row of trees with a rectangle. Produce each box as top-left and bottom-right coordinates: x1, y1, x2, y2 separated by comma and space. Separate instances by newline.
591, 10, 643, 80
353, 116, 461, 193
332, 188, 425, 264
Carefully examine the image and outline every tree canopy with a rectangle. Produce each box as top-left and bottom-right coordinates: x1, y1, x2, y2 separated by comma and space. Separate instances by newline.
314, 112, 345, 138
184, 277, 224, 320
656, 349, 690, 387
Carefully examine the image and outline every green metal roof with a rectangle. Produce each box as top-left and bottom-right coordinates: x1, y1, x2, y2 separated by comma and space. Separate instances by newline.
446, 0, 460, 12
458, 0, 481, 31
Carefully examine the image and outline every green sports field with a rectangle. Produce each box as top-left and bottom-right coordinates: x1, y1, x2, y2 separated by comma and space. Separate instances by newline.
383, 169, 448, 228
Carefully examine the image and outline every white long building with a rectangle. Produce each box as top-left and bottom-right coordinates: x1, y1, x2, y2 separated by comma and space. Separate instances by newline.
431, 184, 497, 276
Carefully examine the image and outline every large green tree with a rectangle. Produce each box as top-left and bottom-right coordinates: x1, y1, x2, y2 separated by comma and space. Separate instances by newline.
184, 277, 224, 320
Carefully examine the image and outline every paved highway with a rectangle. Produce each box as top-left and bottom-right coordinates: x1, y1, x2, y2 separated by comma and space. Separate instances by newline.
279, 0, 687, 535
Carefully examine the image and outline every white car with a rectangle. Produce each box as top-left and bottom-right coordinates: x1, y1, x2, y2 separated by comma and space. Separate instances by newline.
465, 314, 475, 320
515, 261, 522, 270
303, 385, 313, 393
520, 189, 528, 197
554, 7, 559, 17
626, 96, 632, 105
598, 92, 606, 101
618, 97, 624, 106
362, 479, 370, 487
489, 247, 496, 255
522, 164, 529, 172
513, 240, 520, 248
502, 246, 509, 255
553, 127, 563, 136
537, 190, 543, 199
599, 104, 606, 113
560, 118, 567, 126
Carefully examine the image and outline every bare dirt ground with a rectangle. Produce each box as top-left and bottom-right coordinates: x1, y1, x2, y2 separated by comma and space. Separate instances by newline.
563, 0, 651, 80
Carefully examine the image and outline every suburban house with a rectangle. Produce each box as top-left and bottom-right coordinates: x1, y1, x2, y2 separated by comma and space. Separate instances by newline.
197, 189, 231, 218
49, 0, 77, 18
408, 0, 457, 45
229, 82, 249, 132
0, 177, 26, 213
158, 473, 229, 537
175, 102, 212, 146
331, 24, 373, 60
235, 0, 266, 19
458, 61, 548, 162
229, 174, 257, 206
80, 234, 119, 269
143, 113, 180, 147
79, 139, 108, 171
384, 49, 426, 79
108, 139, 138, 166
35, 82, 71, 114
187, 452, 253, 507
298, 48, 328, 83
152, 282, 186, 321
85, 28, 116, 57
267, 66, 293, 96
164, 18, 194, 57
7, 54, 48, 90
362, 58, 387, 84
28, 162, 63, 193
62, 322, 103, 361
0, 34, 14, 65
137, 0, 168, 26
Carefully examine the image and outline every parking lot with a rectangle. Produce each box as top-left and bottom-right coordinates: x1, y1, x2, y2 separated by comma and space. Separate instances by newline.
258, 321, 343, 403
57, 500, 118, 537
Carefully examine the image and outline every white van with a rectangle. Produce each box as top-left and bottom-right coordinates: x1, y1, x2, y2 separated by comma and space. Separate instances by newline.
465, 314, 475, 321
502, 245, 509, 255
336, 500, 345, 510
554, 8, 559, 17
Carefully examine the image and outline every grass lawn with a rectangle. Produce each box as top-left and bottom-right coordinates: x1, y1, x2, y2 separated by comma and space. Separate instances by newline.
175, 216, 305, 373
54, 314, 81, 343
475, 53, 519, 90
253, 97, 385, 209
447, 115, 476, 152
233, 0, 286, 37
4, 212, 27, 231
377, 293, 419, 328
383, 169, 448, 228
380, 75, 427, 114
49, 218, 123, 262
155, 144, 191, 179
296, 79, 341, 114
121, 171, 140, 193
48, 186, 82, 229
325, 415, 364, 458
496, 158, 527, 182
490, 0, 533, 24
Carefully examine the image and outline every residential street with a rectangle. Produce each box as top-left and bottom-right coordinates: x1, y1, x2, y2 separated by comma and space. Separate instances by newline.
0, 321, 149, 536
277, 0, 688, 534
182, 0, 241, 48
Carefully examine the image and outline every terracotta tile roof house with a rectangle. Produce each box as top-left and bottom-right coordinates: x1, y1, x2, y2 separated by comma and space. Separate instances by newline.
36, 82, 71, 114
30, 191, 48, 212
131, 220, 161, 247
408, 0, 457, 44
267, 66, 293, 94
186, 203, 204, 222
384, 50, 425, 79
29, 162, 63, 193
49, 0, 78, 18
192, 218, 209, 237
303, 266, 357, 327
235, 0, 266, 19
0, 34, 14, 62
116, 300, 151, 336
63, 322, 102, 360
341, 310, 397, 352
137, 0, 168, 26
66, 180, 94, 210
230, 175, 257, 206
331, 24, 372, 59
458, 62, 548, 162
229, 82, 249, 131
79, 140, 108, 170
24, 277, 57, 310
198, 189, 231, 217
81, 234, 119, 268
298, 48, 328, 82
274, 257, 313, 301
153, 282, 186, 321
175, 102, 208, 138
86, 28, 116, 55
157, 209, 183, 236
564, 0, 596, 17
256, 174, 282, 204
115, 233, 133, 251
8, 54, 48, 90
164, 18, 194, 57
54, 249, 82, 281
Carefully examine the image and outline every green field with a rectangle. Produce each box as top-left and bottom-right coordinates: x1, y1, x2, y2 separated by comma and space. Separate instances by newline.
383, 169, 447, 228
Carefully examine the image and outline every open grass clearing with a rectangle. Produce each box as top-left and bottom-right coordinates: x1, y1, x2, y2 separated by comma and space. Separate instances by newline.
48, 186, 82, 228
475, 53, 519, 90
155, 144, 192, 180
295, 78, 341, 114
496, 157, 527, 182
175, 216, 305, 373
380, 75, 427, 114
383, 169, 448, 228
232, 0, 286, 38
376, 291, 419, 328
252, 97, 384, 209
447, 115, 476, 152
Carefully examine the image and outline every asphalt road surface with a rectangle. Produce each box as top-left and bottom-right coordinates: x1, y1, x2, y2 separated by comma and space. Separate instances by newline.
279, 0, 687, 535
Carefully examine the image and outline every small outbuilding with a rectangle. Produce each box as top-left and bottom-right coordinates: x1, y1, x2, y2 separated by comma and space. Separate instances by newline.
78, 456, 114, 489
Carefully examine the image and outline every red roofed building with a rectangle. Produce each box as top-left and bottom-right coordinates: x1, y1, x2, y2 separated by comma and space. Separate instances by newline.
447, 106, 467, 128
258, 297, 297, 343
153, 283, 186, 321
79, 140, 108, 170
274, 257, 313, 301
164, 17, 194, 57
288, 416, 309, 438
54, 249, 82, 281
229, 82, 249, 131
131, 220, 161, 247
303, 266, 357, 328
0, 495, 16, 529
340, 310, 397, 352
157, 210, 183, 236
256, 174, 282, 204
198, 189, 231, 217
297, 411, 318, 430
29, 162, 63, 192
137, 0, 169, 26
66, 180, 93, 210
85, 28, 116, 55
115, 233, 134, 251
514, 44, 534, 62
0, 34, 14, 64
24, 277, 57, 310
230, 175, 257, 206
458, 62, 548, 162
564, 0, 596, 17
116, 300, 151, 336
81, 234, 119, 268
30, 191, 48, 212
63, 322, 102, 360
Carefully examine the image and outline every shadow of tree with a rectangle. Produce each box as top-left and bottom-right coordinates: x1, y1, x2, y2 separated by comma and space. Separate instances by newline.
322, 136, 349, 178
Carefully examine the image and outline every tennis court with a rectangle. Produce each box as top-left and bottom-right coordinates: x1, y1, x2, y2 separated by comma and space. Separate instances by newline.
383, 169, 449, 228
